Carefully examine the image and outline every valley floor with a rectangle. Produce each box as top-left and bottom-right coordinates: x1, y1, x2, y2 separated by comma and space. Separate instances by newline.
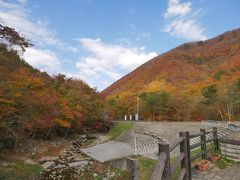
1, 121, 239, 180
0, 137, 69, 179
0, 133, 130, 180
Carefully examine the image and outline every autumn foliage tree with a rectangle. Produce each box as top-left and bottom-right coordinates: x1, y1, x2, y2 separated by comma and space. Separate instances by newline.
0, 24, 106, 148
140, 91, 170, 120
0, 23, 32, 52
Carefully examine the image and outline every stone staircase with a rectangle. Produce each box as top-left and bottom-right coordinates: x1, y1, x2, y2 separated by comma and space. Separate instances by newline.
117, 132, 158, 155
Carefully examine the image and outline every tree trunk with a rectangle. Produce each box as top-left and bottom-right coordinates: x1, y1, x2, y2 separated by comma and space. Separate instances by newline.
217, 108, 224, 121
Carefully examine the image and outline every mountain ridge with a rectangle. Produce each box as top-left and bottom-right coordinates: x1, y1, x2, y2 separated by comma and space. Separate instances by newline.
101, 28, 240, 98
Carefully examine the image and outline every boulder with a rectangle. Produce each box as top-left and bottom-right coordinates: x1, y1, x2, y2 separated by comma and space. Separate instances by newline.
25, 159, 37, 165
42, 161, 55, 169
68, 161, 88, 167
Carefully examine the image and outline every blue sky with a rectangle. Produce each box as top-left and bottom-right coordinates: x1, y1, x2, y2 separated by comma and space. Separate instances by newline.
0, 0, 239, 90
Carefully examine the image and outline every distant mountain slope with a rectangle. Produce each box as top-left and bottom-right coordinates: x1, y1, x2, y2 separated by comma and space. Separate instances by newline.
101, 28, 240, 98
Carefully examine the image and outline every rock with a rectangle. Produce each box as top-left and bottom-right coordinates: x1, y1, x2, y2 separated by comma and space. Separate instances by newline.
79, 134, 87, 139
42, 161, 55, 169
68, 161, 88, 167
25, 159, 37, 165
38, 156, 58, 163
88, 134, 97, 138
1, 162, 9, 167
93, 173, 98, 177
110, 172, 115, 177
66, 156, 72, 161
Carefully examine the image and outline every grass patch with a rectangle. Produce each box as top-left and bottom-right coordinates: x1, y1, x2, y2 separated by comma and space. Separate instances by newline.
77, 163, 131, 180
170, 156, 181, 180
191, 147, 202, 163
138, 156, 157, 180
83, 138, 95, 146
108, 122, 133, 140
0, 160, 42, 180
190, 143, 215, 164
216, 156, 234, 169
24, 163, 42, 175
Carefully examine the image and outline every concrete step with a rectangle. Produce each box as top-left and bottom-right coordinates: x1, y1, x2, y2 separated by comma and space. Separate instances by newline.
117, 132, 158, 155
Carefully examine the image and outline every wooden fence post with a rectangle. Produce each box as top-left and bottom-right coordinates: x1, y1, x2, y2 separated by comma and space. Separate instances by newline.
179, 132, 191, 180
212, 127, 219, 152
200, 129, 207, 159
186, 132, 192, 180
159, 141, 171, 180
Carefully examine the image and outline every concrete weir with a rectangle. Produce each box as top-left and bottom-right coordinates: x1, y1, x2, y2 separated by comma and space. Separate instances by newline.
81, 141, 139, 179
80, 141, 134, 163
105, 157, 139, 180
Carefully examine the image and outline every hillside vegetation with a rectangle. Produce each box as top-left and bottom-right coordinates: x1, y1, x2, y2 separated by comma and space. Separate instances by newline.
102, 28, 240, 121
0, 24, 108, 149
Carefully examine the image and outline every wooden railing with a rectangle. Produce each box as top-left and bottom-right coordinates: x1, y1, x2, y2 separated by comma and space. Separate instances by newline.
151, 127, 219, 180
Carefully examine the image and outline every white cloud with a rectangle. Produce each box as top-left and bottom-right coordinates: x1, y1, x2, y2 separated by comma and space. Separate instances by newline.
0, 0, 79, 74
136, 32, 151, 42
164, 0, 191, 18
163, 0, 207, 41
79, 38, 157, 70
23, 48, 61, 73
17, 0, 27, 5
163, 19, 207, 41
73, 38, 157, 89
0, 0, 77, 51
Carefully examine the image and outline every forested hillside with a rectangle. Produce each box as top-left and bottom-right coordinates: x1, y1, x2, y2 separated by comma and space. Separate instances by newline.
102, 28, 240, 122
0, 24, 107, 149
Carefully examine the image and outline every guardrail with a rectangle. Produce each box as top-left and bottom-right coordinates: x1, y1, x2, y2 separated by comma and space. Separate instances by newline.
151, 127, 220, 180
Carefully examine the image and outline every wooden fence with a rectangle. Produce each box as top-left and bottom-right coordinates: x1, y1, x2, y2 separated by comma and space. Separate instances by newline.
151, 127, 219, 180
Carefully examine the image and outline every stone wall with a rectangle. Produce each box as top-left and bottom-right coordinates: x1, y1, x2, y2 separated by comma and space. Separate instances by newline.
220, 143, 240, 162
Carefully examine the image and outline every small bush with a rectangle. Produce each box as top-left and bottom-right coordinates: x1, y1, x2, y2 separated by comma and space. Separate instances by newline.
213, 70, 225, 80
216, 156, 234, 169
